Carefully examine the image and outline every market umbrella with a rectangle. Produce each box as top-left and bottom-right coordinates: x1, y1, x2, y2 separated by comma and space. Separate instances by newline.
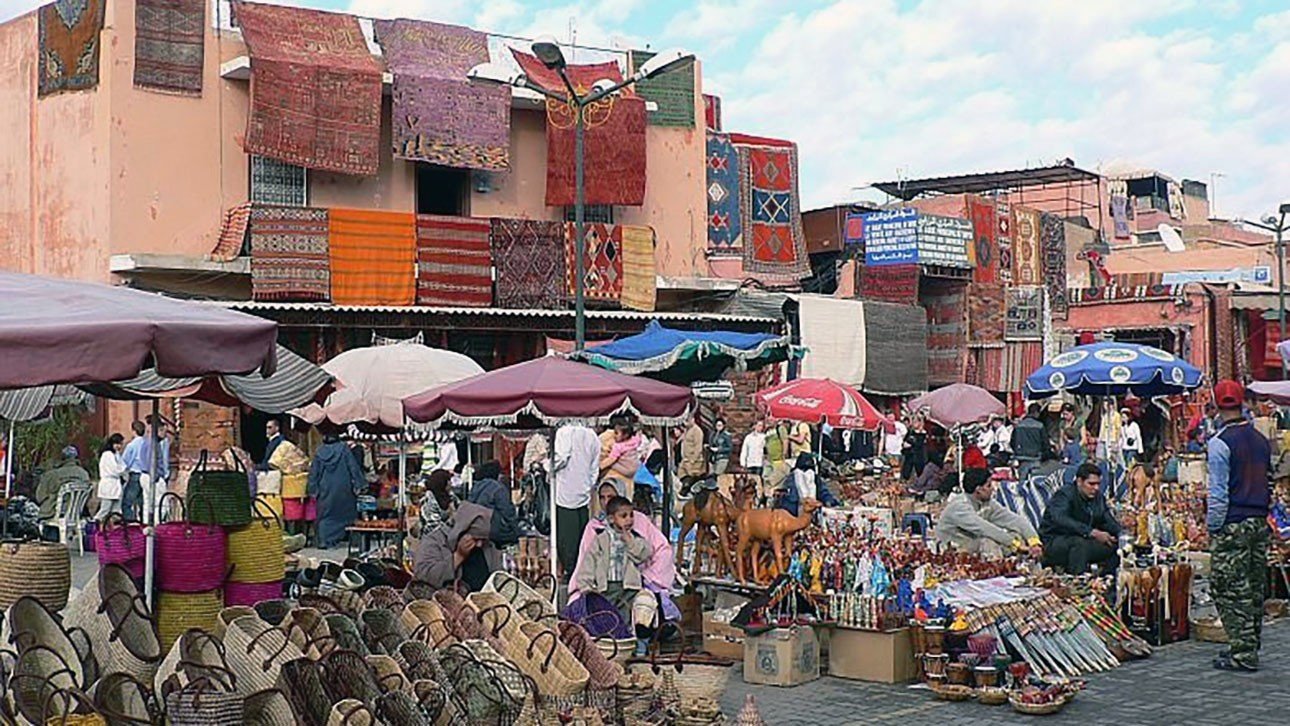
1024, 341, 1203, 398
0, 386, 93, 423
569, 320, 798, 384
0, 270, 277, 388
1248, 380, 1290, 405
755, 378, 886, 430
907, 383, 1005, 429
294, 342, 484, 429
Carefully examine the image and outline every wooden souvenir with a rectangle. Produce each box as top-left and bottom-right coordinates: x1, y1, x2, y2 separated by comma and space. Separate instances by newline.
734, 498, 821, 583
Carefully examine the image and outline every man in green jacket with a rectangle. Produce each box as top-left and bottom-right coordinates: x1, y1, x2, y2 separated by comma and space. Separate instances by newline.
35, 445, 90, 522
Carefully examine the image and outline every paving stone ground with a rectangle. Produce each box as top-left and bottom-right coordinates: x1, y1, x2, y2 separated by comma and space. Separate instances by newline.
720, 621, 1290, 725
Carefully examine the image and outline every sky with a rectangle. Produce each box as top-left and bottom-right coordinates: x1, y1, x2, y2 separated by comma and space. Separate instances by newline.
5, 0, 1289, 222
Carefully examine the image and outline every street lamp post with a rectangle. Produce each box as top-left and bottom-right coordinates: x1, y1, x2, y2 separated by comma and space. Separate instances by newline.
468, 43, 695, 351
1242, 203, 1290, 378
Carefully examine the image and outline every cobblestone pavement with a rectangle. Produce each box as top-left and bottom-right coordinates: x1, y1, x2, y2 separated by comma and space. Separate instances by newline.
720, 621, 1290, 725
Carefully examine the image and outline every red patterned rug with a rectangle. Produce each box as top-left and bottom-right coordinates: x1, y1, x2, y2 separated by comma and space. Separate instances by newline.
232, 2, 381, 176
565, 223, 623, 302
209, 202, 252, 261
735, 139, 810, 279
491, 218, 566, 309
249, 206, 330, 301
967, 196, 998, 283
859, 264, 919, 305
416, 215, 493, 307
967, 282, 1005, 345
924, 285, 967, 385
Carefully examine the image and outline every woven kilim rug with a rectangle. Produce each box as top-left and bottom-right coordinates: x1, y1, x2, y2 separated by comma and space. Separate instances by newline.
704, 94, 721, 130
565, 223, 623, 302
968, 346, 1006, 392
328, 209, 416, 306
735, 139, 810, 278
859, 264, 919, 305
374, 19, 509, 170
706, 131, 742, 253
968, 282, 1005, 345
491, 218, 565, 309
209, 202, 252, 261
996, 201, 1012, 284
133, 0, 205, 95
924, 285, 967, 385
620, 225, 656, 312
1002, 341, 1044, 393
1011, 206, 1042, 285
1005, 286, 1043, 341
967, 196, 998, 284
38, 0, 106, 96
629, 50, 695, 127
249, 206, 330, 301
232, 2, 381, 176
1040, 212, 1068, 317
512, 50, 647, 206
416, 214, 492, 307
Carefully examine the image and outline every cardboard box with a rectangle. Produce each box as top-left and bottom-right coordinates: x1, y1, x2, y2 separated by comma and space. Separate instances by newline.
827, 627, 917, 684
704, 635, 744, 660
742, 626, 820, 687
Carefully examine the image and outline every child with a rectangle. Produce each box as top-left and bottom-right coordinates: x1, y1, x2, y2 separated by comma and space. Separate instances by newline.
573, 496, 658, 656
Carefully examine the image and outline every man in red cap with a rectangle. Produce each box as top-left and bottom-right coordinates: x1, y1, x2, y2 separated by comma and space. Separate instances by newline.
1207, 379, 1272, 672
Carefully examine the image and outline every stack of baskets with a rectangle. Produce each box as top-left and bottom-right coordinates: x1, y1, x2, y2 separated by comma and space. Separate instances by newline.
154, 493, 228, 650
225, 498, 286, 606
92, 513, 147, 580
0, 539, 71, 611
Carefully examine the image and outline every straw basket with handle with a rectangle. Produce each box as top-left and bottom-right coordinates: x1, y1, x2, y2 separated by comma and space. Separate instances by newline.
437, 640, 530, 725
91, 671, 159, 725
164, 677, 245, 726
634, 646, 734, 706
92, 514, 147, 580
154, 628, 235, 700
222, 615, 304, 696
501, 622, 590, 719
226, 498, 285, 585
39, 682, 107, 726
156, 590, 224, 652
0, 539, 72, 611
558, 620, 623, 721
187, 450, 252, 527
76, 565, 163, 684
154, 493, 228, 593
482, 571, 558, 625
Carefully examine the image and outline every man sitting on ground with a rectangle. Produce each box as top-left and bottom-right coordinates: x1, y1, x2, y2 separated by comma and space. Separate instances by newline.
1039, 462, 1121, 576
936, 468, 1041, 558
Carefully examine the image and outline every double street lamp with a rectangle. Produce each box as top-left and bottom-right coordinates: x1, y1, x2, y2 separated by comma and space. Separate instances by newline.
1242, 203, 1290, 377
469, 39, 695, 351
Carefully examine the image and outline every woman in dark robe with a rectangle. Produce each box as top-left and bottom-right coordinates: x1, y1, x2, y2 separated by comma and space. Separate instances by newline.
307, 433, 368, 548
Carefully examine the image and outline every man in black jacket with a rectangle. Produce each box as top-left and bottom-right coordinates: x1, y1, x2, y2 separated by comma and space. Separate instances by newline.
1011, 404, 1051, 481
1039, 462, 1121, 575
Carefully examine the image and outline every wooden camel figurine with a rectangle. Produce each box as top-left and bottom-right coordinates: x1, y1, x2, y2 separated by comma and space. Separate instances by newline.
735, 498, 821, 584
676, 488, 741, 578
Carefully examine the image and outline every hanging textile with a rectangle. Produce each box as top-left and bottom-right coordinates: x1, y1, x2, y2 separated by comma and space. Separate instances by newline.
231, 1, 381, 176
565, 223, 623, 302
328, 209, 416, 306
859, 264, 919, 305
1011, 206, 1042, 285
1005, 286, 1043, 341
734, 137, 810, 279
924, 285, 967, 385
798, 296, 866, 387
1040, 212, 1068, 317
415, 215, 493, 307
133, 0, 206, 95
249, 206, 330, 302
373, 18, 509, 170
629, 50, 695, 127
38, 0, 107, 96
1214, 286, 1234, 381
703, 94, 722, 130
967, 196, 998, 283
620, 225, 657, 312
706, 131, 743, 253
863, 301, 928, 396
1002, 342, 1045, 394
996, 200, 1013, 284
967, 282, 1005, 345
490, 218, 566, 309
208, 202, 252, 262
511, 50, 647, 206
969, 346, 1006, 392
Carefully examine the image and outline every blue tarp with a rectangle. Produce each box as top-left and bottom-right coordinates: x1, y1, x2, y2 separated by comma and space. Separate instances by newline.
572, 320, 796, 384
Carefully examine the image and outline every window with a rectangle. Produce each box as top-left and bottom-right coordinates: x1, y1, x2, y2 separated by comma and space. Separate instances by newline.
249, 155, 307, 206
416, 164, 469, 216
564, 205, 615, 224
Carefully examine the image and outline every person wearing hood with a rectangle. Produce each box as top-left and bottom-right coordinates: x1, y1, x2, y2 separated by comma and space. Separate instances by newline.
936, 468, 1041, 558
466, 460, 520, 548
413, 501, 499, 591
307, 433, 368, 548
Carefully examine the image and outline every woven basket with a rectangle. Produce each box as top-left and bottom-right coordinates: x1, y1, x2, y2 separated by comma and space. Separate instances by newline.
215, 606, 258, 638
227, 499, 286, 584
366, 654, 410, 694
360, 607, 410, 656
39, 684, 106, 726
483, 571, 558, 625
1194, 617, 1228, 643
281, 607, 336, 659
327, 698, 377, 726
324, 613, 369, 657
277, 657, 333, 726
434, 590, 487, 642
225, 581, 284, 608
165, 679, 245, 726
90, 671, 158, 725
280, 472, 308, 500
374, 689, 427, 726
223, 615, 304, 696
1009, 693, 1067, 715
411, 679, 449, 723
257, 492, 285, 521
155, 493, 228, 593
392, 640, 440, 683
438, 641, 527, 725
154, 628, 235, 700
320, 649, 383, 705
362, 586, 404, 612
93, 515, 147, 580
253, 599, 293, 627
77, 565, 162, 684
11, 645, 81, 724
402, 581, 435, 604
506, 622, 589, 700
156, 590, 223, 652
558, 621, 622, 722
242, 688, 297, 726
976, 687, 1009, 706
4, 595, 88, 687
401, 600, 456, 649
187, 451, 253, 527
0, 539, 72, 611
931, 683, 974, 702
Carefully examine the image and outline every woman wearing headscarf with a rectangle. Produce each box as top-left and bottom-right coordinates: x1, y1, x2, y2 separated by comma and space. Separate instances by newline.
420, 469, 457, 535
307, 433, 368, 548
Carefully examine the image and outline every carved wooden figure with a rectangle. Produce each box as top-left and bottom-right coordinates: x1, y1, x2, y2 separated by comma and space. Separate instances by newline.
735, 498, 821, 584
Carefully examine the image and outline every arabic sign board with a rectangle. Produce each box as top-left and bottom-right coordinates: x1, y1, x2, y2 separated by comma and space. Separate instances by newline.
862, 209, 919, 266
1160, 266, 1272, 286
916, 214, 973, 268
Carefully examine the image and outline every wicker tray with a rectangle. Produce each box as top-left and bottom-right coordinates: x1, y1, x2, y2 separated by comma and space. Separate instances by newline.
1193, 618, 1228, 643
931, 684, 974, 702
976, 687, 1009, 706
1009, 693, 1067, 715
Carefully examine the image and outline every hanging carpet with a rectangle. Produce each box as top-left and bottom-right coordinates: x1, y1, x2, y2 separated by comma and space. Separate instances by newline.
38, 0, 107, 96
924, 285, 967, 385
620, 225, 657, 312
967, 282, 1005, 345
706, 131, 743, 253
1005, 286, 1043, 341
1011, 206, 1042, 285
133, 0, 205, 95
1040, 212, 1068, 317
629, 49, 695, 127
967, 196, 998, 283
565, 223, 623, 302
859, 263, 919, 305
734, 138, 810, 279
208, 202, 252, 262
328, 208, 416, 306
415, 214, 493, 307
490, 218, 566, 309
249, 205, 330, 302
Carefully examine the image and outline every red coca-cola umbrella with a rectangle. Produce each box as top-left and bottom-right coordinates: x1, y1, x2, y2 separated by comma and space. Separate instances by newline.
755, 377, 886, 430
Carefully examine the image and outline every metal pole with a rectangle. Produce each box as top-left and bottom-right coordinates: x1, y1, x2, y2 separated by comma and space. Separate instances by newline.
144, 399, 160, 609
662, 425, 674, 534
547, 428, 558, 604
1279, 223, 1286, 380
3, 420, 12, 500
574, 104, 587, 352
398, 435, 407, 565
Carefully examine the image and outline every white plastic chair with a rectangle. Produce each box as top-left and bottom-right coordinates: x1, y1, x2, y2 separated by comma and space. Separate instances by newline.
54, 482, 92, 555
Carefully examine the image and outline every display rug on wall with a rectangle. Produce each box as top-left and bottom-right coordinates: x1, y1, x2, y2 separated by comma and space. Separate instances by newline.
1011, 206, 1042, 286
416, 214, 493, 307
133, 0, 205, 95
734, 138, 810, 279
1002, 341, 1045, 393
706, 131, 743, 253
1040, 212, 1069, 317
565, 223, 624, 302
859, 264, 919, 305
1005, 286, 1043, 341
490, 218, 566, 310
328, 208, 416, 306
374, 18, 509, 170
967, 197, 998, 283
38, 0, 107, 96
924, 285, 967, 385
249, 206, 330, 302
620, 225, 657, 312
629, 49, 696, 127
704, 93, 722, 130
996, 200, 1013, 284
968, 345, 1005, 392
231, 1, 381, 176
209, 202, 253, 262
512, 50, 647, 207
967, 282, 1005, 345
863, 301, 928, 396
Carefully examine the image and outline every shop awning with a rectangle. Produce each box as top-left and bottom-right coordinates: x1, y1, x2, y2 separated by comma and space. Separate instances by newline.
569, 320, 798, 384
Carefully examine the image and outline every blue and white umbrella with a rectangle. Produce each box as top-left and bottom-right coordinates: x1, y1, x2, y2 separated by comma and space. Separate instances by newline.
1024, 341, 1203, 398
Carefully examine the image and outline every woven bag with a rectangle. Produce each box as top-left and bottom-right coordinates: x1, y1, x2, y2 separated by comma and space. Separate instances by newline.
0, 539, 72, 611
242, 688, 297, 726
327, 699, 377, 726
437, 641, 525, 725
92, 515, 147, 580
360, 607, 409, 656
4, 596, 89, 687
155, 493, 228, 593
483, 571, 558, 625
320, 649, 383, 705
401, 600, 456, 649
281, 607, 336, 659
156, 590, 223, 652
90, 671, 158, 725
223, 615, 304, 696
214, 606, 258, 638
258, 470, 283, 496
558, 621, 622, 721
280, 472, 308, 500
227, 498, 286, 584
39, 683, 106, 726
323, 613, 369, 657
253, 599, 292, 627
362, 586, 404, 612
225, 580, 283, 607
434, 590, 487, 642
11, 645, 81, 724
504, 622, 588, 707
258, 493, 285, 521
460, 638, 532, 709
277, 657, 332, 726
392, 640, 440, 683
367, 654, 410, 694
70, 565, 162, 684
375, 689, 431, 726
154, 628, 235, 700
187, 450, 252, 527
165, 678, 244, 726
411, 679, 448, 723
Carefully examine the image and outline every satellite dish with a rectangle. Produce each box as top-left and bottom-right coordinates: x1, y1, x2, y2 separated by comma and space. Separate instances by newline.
1158, 223, 1185, 253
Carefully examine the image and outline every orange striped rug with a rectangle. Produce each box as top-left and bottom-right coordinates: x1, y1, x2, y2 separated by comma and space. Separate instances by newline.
328, 208, 416, 305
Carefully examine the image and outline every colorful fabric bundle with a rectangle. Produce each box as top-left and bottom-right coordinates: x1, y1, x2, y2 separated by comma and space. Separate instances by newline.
1011, 206, 1042, 285
415, 214, 493, 306
706, 131, 743, 253
38, 0, 107, 96
565, 223, 623, 302
209, 202, 252, 262
704, 94, 722, 130
328, 208, 416, 305
511, 50, 647, 206
734, 135, 810, 279
232, 1, 381, 176
490, 218, 566, 309
133, 0, 205, 95
859, 264, 919, 305
967, 196, 998, 283
1005, 286, 1043, 341
924, 285, 967, 385
620, 225, 656, 312
1040, 212, 1068, 316
629, 49, 695, 127
374, 19, 509, 170
967, 282, 1005, 345
249, 206, 330, 301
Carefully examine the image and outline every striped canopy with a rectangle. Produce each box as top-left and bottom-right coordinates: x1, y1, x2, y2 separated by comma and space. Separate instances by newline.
0, 386, 92, 422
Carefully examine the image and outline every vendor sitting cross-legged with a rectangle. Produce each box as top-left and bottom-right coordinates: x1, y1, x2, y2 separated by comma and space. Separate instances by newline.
1039, 461, 1121, 576
936, 468, 1042, 558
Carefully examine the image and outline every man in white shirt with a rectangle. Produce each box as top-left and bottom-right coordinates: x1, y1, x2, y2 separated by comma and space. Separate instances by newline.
740, 419, 769, 499
553, 424, 602, 578
1120, 409, 1144, 465
884, 419, 908, 468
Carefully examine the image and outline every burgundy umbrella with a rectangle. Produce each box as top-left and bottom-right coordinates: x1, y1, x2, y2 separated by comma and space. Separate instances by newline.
0, 271, 277, 389
402, 356, 693, 427
907, 383, 1005, 428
